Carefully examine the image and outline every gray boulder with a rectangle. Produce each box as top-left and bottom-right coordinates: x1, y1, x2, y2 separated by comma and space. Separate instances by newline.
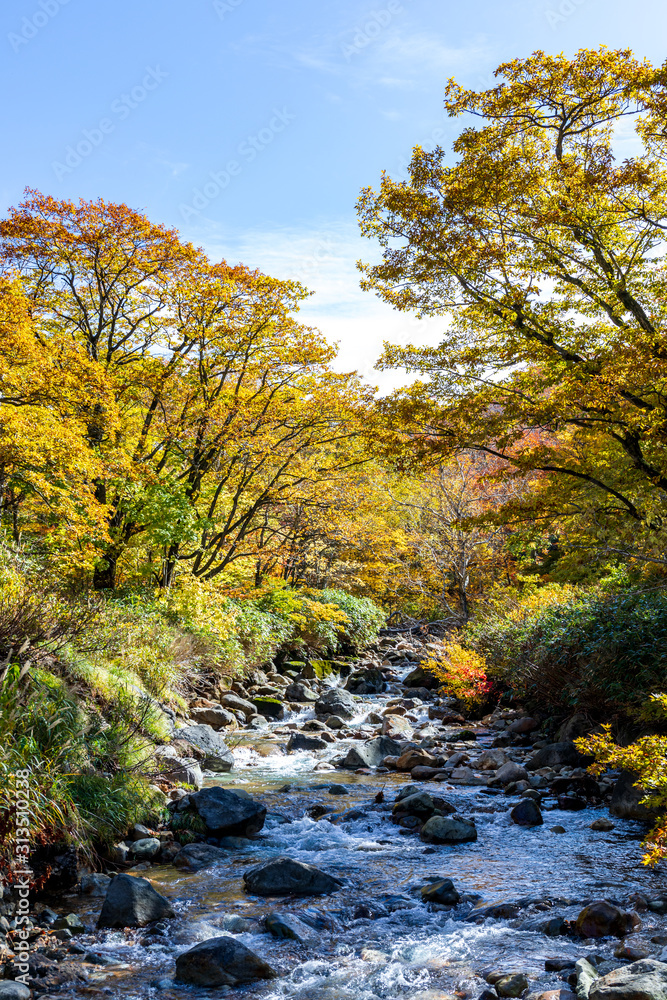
510, 799, 543, 827
243, 856, 343, 896
315, 688, 358, 720
220, 692, 256, 719
526, 741, 587, 771
129, 837, 161, 860
175, 936, 276, 987
420, 815, 477, 843
188, 786, 266, 836
80, 873, 111, 896
589, 959, 667, 999
610, 771, 656, 822
265, 911, 317, 942
287, 732, 327, 752
403, 665, 438, 689
495, 761, 529, 784
284, 683, 318, 702
421, 878, 460, 905
173, 843, 227, 871
0, 985, 31, 1000
175, 725, 234, 772
346, 667, 386, 694
393, 791, 436, 819
189, 705, 237, 729
97, 873, 175, 928
340, 736, 404, 770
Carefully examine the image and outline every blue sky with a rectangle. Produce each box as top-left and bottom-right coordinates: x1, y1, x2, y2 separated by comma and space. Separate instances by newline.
2, 0, 665, 386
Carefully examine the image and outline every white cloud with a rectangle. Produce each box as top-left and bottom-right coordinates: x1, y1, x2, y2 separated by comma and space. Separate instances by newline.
198, 218, 445, 393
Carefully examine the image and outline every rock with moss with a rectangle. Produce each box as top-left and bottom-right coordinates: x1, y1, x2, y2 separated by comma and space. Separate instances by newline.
252, 697, 285, 720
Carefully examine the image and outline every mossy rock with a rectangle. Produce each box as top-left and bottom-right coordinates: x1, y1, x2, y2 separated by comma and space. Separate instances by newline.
302, 659, 333, 680
252, 697, 285, 720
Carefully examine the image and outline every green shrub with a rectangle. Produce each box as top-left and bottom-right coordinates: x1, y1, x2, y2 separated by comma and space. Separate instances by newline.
465, 585, 667, 714
319, 588, 386, 650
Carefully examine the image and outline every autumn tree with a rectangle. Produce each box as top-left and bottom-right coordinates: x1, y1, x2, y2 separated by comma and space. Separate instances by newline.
358, 47, 667, 564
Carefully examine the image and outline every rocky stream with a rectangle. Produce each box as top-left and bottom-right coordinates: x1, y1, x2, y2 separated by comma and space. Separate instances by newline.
5, 632, 667, 1000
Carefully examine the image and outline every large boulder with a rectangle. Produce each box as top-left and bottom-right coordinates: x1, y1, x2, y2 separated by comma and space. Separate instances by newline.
575, 900, 637, 938
243, 856, 342, 896
176, 725, 234, 772
220, 692, 256, 719
420, 815, 477, 843
175, 936, 276, 987
252, 697, 285, 720
155, 746, 204, 789
265, 911, 317, 942
287, 732, 327, 752
510, 799, 543, 827
284, 682, 318, 703
395, 748, 442, 772
610, 771, 656, 822
393, 791, 436, 820
526, 742, 588, 771
315, 688, 358, 721
188, 786, 266, 836
97, 873, 175, 928
382, 714, 414, 740
172, 843, 227, 871
0, 985, 31, 1000
189, 705, 237, 730
421, 878, 460, 906
402, 665, 438, 689
589, 959, 667, 999
346, 667, 386, 695
339, 736, 404, 770
495, 761, 529, 784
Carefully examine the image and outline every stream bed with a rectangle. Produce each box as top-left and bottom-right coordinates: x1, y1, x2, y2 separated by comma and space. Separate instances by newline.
62, 684, 667, 1000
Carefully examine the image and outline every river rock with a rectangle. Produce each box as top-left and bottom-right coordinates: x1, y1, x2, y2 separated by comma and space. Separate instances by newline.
173, 843, 227, 871
575, 900, 637, 938
428, 705, 465, 723
189, 705, 237, 729
175, 936, 276, 986
496, 974, 529, 997
610, 771, 656, 822
315, 688, 358, 720
265, 911, 317, 942
477, 749, 507, 770
340, 736, 404, 769
130, 837, 161, 860
495, 761, 530, 784
507, 717, 539, 734
526, 742, 586, 771
188, 786, 266, 836
411, 765, 450, 781
0, 985, 31, 1000
220, 692, 256, 719
420, 815, 477, 843
287, 732, 327, 752
243, 856, 343, 896
511, 799, 543, 827
284, 683, 318, 702
176, 725, 234, 771
403, 666, 438, 689
252, 697, 285, 720
80, 873, 111, 896
97, 873, 175, 928
382, 714, 413, 739
589, 959, 667, 999
395, 748, 441, 771
393, 791, 436, 819
421, 878, 460, 905
346, 667, 386, 694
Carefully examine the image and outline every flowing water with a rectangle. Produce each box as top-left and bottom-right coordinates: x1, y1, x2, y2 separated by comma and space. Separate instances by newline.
65, 680, 667, 1000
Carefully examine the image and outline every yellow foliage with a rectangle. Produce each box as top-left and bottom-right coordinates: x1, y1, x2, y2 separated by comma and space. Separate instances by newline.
424, 642, 491, 706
